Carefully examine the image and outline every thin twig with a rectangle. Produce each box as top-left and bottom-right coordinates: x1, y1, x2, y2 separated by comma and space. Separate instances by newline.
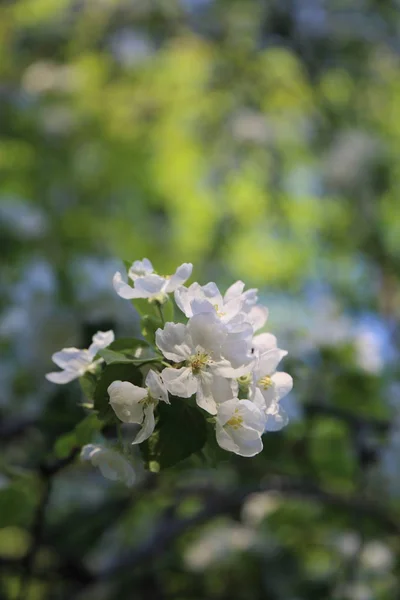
16, 449, 79, 600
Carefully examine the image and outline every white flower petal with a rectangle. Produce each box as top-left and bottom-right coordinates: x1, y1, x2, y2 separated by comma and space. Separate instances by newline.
251, 387, 268, 412
146, 369, 169, 404
51, 348, 85, 369
88, 330, 115, 358
46, 369, 81, 384
257, 385, 276, 411
175, 281, 222, 317
237, 400, 266, 434
215, 423, 241, 454
190, 299, 216, 317
81, 444, 135, 487
220, 322, 253, 367
216, 399, 238, 426
129, 258, 154, 279
156, 322, 191, 362
252, 333, 277, 354
257, 348, 288, 377
161, 366, 198, 398
164, 263, 193, 292
201, 282, 222, 302
91, 330, 115, 350
187, 313, 225, 357
134, 274, 166, 297
174, 283, 201, 317
80, 443, 99, 461
210, 375, 238, 405
271, 372, 293, 400
224, 280, 245, 302
108, 380, 147, 423
222, 297, 244, 322
265, 409, 289, 432
213, 359, 255, 379
248, 305, 268, 331
215, 420, 264, 457
242, 288, 258, 308
195, 281, 222, 306
132, 406, 155, 444
196, 372, 218, 415
215, 399, 265, 456
113, 271, 147, 299
228, 428, 264, 457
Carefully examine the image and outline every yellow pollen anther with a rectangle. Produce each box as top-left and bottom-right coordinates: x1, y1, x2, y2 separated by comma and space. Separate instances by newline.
258, 375, 273, 390
189, 352, 209, 374
140, 391, 157, 406
227, 411, 244, 430
213, 304, 226, 317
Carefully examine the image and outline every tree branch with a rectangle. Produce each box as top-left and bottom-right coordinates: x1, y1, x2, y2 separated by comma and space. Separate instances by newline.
16, 449, 79, 599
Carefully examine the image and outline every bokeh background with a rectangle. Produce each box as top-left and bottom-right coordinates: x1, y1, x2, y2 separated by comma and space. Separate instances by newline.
2, 0, 400, 598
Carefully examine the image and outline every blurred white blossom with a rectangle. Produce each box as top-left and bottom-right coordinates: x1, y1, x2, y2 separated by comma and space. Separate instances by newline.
81, 444, 135, 487
185, 521, 256, 571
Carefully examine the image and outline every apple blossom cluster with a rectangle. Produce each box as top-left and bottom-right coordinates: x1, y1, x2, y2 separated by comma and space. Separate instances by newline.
46, 259, 292, 487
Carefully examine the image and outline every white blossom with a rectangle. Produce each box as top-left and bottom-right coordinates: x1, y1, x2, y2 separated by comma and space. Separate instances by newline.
108, 370, 169, 444
215, 399, 266, 457
45, 330, 114, 384
81, 444, 135, 487
175, 280, 268, 332
250, 347, 293, 431
252, 332, 277, 356
185, 522, 255, 571
113, 258, 192, 303
156, 313, 253, 415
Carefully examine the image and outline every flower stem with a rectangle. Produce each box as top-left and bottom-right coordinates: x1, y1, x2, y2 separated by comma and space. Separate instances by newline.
156, 301, 165, 325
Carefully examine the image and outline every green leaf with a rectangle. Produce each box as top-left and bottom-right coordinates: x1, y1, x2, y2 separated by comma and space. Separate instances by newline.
161, 297, 175, 323
140, 314, 162, 344
98, 348, 137, 365
135, 297, 175, 323
98, 348, 161, 367
108, 337, 149, 355
54, 414, 104, 458
54, 432, 78, 459
123, 259, 132, 272
75, 413, 103, 445
140, 397, 207, 470
93, 363, 143, 420
0, 483, 36, 528
200, 421, 232, 467
133, 298, 159, 319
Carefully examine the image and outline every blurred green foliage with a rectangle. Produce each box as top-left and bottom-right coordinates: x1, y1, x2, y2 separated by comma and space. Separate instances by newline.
2, 1, 400, 599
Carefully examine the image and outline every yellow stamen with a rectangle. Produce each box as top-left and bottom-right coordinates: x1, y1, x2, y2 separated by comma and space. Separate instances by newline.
227, 410, 244, 430
213, 304, 226, 317
188, 352, 210, 374
258, 375, 273, 390
140, 391, 157, 406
